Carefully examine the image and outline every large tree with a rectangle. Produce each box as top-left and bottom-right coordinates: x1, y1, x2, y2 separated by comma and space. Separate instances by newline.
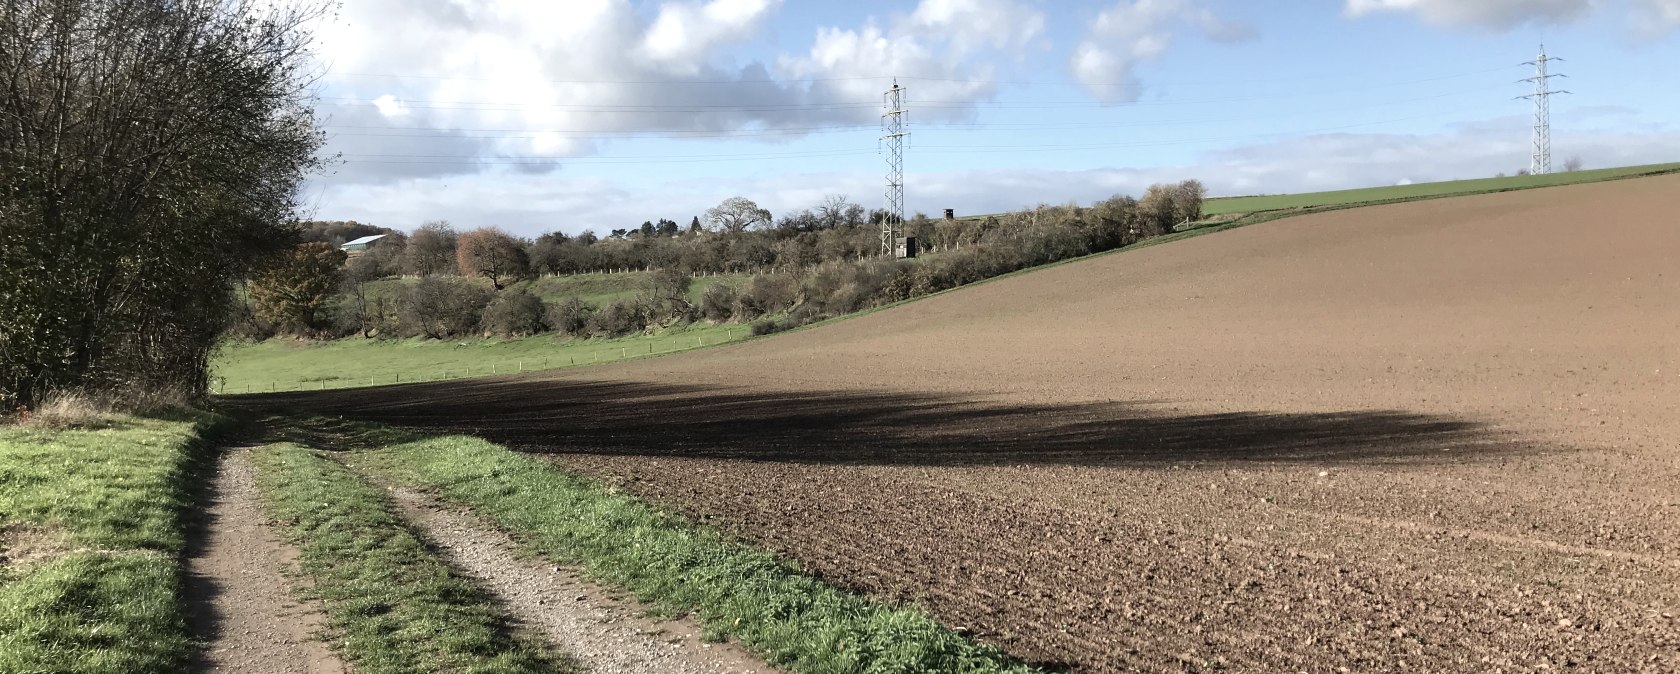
705, 196, 773, 233
456, 227, 529, 290
404, 221, 458, 276
0, 0, 324, 408
248, 243, 346, 335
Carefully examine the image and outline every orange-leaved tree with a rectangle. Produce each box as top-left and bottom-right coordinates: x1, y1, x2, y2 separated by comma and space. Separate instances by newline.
456, 227, 529, 290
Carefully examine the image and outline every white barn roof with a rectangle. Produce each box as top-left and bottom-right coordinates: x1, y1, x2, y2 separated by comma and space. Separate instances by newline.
341, 234, 387, 248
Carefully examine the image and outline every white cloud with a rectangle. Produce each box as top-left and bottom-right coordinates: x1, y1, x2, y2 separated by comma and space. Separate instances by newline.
308, 0, 1045, 188
639, 0, 781, 73
314, 116, 1680, 236
906, 0, 1048, 55
1343, 0, 1595, 29
1069, 0, 1254, 104
1633, 0, 1680, 33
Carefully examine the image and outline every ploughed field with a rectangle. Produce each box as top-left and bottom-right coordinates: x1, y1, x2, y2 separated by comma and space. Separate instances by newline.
255, 175, 1680, 673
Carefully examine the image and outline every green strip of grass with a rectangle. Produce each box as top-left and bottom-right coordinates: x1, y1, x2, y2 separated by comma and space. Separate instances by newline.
325, 421, 1045, 674
249, 442, 572, 674
0, 412, 226, 674
214, 321, 746, 394
1202, 162, 1680, 215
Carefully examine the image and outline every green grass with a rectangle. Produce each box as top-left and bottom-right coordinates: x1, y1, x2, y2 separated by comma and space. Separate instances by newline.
212, 322, 747, 394
249, 441, 571, 674
0, 412, 226, 674
312, 420, 1046, 674
1203, 162, 1680, 215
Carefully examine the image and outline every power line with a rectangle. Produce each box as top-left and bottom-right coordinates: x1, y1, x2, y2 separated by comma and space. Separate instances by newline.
1519, 45, 1570, 175
881, 80, 909, 257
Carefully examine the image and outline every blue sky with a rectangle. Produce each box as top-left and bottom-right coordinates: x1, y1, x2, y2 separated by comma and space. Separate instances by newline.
306, 0, 1680, 235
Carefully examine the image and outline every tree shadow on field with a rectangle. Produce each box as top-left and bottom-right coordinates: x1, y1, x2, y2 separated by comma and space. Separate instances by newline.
227, 377, 1540, 467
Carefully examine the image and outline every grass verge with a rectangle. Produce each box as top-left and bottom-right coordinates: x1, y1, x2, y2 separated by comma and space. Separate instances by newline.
1202, 161, 1680, 215
0, 411, 227, 674
249, 441, 572, 674
214, 321, 746, 394
313, 419, 1046, 674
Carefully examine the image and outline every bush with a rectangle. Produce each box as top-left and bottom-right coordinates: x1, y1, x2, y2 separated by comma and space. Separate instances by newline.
481, 288, 548, 338
400, 278, 493, 339
698, 283, 737, 322
546, 296, 592, 336
586, 299, 647, 338
640, 268, 694, 324
733, 273, 797, 320
750, 319, 788, 336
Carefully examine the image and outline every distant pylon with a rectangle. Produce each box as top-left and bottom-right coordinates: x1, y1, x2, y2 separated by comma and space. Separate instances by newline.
881, 79, 909, 256
1519, 45, 1570, 175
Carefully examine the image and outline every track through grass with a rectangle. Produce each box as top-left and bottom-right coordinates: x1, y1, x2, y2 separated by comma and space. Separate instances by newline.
0, 412, 226, 674
249, 441, 572, 674
290, 417, 1050, 674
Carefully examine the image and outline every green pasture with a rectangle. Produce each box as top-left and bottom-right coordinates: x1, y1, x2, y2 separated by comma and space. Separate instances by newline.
212, 322, 747, 394
1203, 162, 1680, 215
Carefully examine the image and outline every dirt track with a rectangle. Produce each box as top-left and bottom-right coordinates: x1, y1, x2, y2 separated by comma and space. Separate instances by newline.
250, 175, 1680, 672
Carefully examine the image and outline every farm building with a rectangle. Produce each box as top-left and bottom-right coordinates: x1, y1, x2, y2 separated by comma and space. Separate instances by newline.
340, 234, 386, 253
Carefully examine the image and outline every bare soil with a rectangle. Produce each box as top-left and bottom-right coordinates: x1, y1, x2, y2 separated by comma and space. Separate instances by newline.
384, 485, 781, 674
183, 447, 347, 674
249, 175, 1680, 672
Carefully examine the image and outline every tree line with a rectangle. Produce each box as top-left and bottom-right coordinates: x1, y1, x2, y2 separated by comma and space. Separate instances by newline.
245, 181, 1209, 343
0, 0, 322, 410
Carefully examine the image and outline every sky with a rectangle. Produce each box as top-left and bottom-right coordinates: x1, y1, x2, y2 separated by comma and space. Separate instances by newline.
303, 0, 1680, 236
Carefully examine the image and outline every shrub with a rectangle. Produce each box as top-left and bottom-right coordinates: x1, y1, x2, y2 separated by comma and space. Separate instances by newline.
400, 278, 493, 339
587, 299, 647, 338
546, 296, 592, 336
481, 288, 548, 338
698, 283, 737, 322
641, 269, 694, 324
733, 273, 797, 320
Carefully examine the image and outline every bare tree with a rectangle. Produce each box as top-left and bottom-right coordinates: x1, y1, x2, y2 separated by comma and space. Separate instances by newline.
705, 196, 773, 233
0, 0, 326, 408
1563, 156, 1584, 172
815, 194, 858, 230
404, 221, 458, 276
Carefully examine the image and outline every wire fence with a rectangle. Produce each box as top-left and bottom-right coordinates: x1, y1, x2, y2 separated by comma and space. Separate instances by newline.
217, 329, 743, 395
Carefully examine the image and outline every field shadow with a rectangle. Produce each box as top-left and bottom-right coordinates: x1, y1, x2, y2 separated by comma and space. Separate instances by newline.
226, 377, 1538, 467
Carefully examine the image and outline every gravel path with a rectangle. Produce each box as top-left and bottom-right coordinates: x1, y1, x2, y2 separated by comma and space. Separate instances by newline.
183, 447, 347, 674
385, 485, 781, 674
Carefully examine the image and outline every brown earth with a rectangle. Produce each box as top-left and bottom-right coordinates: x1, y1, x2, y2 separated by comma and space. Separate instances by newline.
248, 175, 1680, 673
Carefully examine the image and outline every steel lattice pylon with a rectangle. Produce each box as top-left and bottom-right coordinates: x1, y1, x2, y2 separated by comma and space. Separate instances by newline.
881, 80, 908, 256
1520, 45, 1569, 175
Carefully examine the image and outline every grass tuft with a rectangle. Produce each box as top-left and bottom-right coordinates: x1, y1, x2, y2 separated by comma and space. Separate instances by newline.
0, 412, 227, 673
249, 442, 573, 674
331, 421, 1050, 674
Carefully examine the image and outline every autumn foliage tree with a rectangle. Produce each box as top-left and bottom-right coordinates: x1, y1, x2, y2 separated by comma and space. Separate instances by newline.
457, 228, 530, 290
247, 243, 346, 335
